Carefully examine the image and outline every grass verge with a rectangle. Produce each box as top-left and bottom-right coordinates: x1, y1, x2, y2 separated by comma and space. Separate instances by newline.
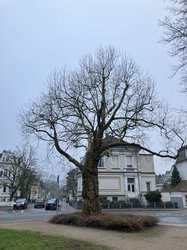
0, 228, 111, 250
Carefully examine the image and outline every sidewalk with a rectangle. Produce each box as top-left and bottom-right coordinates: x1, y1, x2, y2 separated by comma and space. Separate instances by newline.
0, 220, 187, 250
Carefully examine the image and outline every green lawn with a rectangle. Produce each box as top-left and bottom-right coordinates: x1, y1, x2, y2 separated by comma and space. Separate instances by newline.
0, 229, 111, 250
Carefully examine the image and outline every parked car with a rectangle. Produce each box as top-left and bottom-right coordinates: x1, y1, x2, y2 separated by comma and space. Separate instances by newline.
45, 198, 60, 210
13, 198, 28, 210
34, 199, 45, 208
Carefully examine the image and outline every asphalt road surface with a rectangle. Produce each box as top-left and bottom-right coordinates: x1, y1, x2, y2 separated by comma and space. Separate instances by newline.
0, 202, 76, 223
105, 209, 187, 226
0, 204, 187, 226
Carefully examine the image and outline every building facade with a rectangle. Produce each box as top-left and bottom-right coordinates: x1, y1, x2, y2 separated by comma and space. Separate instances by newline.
0, 150, 40, 203
0, 150, 13, 201
170, 146, 187, 208
76, 143, 156, 206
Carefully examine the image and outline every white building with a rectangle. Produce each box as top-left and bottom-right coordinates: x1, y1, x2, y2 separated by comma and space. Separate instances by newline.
0, 150, 40, 204
0, 150, 13, 201
170, 146, 187, 208
77, 137, 156, 206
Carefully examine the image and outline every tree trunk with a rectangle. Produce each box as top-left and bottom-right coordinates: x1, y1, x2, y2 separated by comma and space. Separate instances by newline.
82, 149, 101, 214
82, 166, 101, 214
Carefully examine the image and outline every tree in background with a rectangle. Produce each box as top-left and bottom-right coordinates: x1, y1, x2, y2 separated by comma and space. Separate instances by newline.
17, 146, 38, 200
5, 146, 38, 201
66, 169, 78, 201
3, 154, 23, 201
160, 0, 187, 91
38, 174, 59, 200
19, 46, 185, 214
171, 165, 182, 186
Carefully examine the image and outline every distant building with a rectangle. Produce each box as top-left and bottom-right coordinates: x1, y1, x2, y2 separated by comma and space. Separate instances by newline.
0, 150, 40, 202
76, 135, 156, 206
156, 174, 165, 191
170, 146, 187, 208
0, 150, 14, 201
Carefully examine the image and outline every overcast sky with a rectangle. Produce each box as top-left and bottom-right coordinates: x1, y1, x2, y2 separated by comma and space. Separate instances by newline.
0, 0, 186, 175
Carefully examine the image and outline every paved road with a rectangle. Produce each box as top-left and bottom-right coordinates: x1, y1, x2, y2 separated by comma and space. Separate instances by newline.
105, 209, 187, 225
0, 202, 76, 223
0, 204, 187, 226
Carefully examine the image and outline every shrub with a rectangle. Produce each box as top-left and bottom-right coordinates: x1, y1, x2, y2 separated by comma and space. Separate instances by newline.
100, 201, 109, 209
165, 201, 174, 208
109, 201, 120, 208
120, 201, 131, 208
50, 212, 158, 232
144, 191, 162, 203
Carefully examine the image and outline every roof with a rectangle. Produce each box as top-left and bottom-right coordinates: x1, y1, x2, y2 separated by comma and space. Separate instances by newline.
102, 135, 140, 150
176, 145, 187, 163
171, 180, 187, 192
102, 135, 124, 146
156, 174, 165, 184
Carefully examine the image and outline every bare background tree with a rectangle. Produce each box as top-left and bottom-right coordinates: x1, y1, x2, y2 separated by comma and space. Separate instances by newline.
2, 154, 22, 201
160, 0, 187, 91
5, 146, 37, 201
19, 46, 185, 214
38, 174, 59, 200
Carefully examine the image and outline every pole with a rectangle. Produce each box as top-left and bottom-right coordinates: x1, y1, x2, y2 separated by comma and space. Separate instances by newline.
56, 175, 60, 213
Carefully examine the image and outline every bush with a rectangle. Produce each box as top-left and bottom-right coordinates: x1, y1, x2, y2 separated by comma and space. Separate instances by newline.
144, 191, 162, 203
100, 201, 109, 209
120, 201, 132, 208
50, 212, 158, 232
100, 201, 132, 209
109, 201, 120, 208
165, 201, 174, 208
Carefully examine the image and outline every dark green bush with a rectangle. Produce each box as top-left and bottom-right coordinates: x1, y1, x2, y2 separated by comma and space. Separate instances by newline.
50, 212, 158, 232
144, 191, 162, 203
165, 201, 174, 208
120, 201, 132, 208
100, 201, 132, 209
100, 201, 109, 209
109, 201, 120, 208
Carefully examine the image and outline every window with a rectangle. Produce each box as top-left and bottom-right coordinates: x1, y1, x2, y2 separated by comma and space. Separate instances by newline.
146, 182, 151, 192
127, 178, 135, 192
111, 155, 119, 168
0, 171, 3, 177
98, 159, 104, 168
4, 170, 8, 177
126, 156, 133, 168
112, 197, 118, 202
3, 184, 6, 193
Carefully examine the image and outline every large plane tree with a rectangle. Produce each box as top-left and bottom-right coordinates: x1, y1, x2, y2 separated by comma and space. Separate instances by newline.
160, 0, 187, 91
19, 46, 184, 214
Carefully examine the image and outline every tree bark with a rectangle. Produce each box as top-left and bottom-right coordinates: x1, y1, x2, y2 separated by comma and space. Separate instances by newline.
82, 167, 101, 214
82, 147, 101, 214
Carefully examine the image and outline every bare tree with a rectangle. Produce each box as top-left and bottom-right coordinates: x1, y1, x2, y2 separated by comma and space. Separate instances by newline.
19, 46, 185, 214
160, 0, 187, 91
4, 155, 22, 201
17, 146, 38, 200
39, 174, 59, 199
6, 146, 37, 201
